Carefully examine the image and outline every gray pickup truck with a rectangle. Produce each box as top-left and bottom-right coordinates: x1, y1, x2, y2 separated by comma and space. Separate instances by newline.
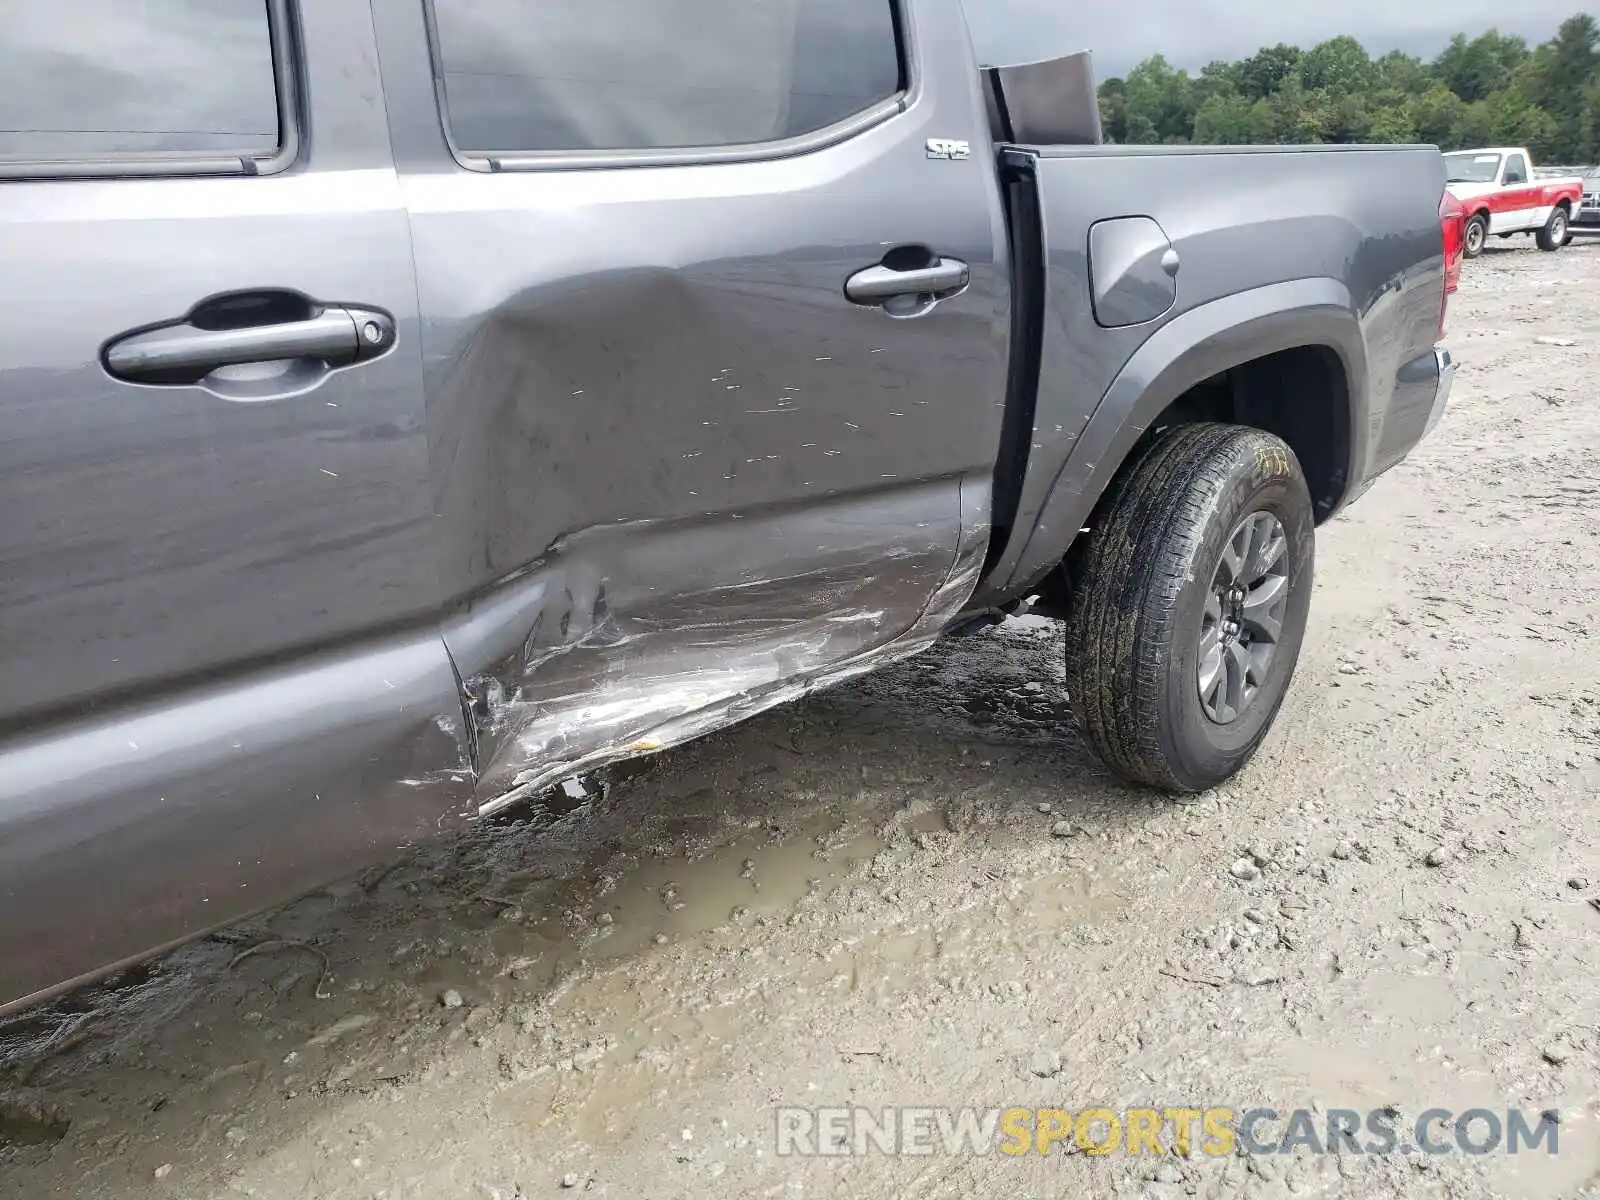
0, 0, 1460, 1014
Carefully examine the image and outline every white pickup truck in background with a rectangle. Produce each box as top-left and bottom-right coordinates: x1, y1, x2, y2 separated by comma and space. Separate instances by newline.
1444, 147, 1584, 257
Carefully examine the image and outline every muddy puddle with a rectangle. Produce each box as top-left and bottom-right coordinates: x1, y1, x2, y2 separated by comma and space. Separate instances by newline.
459, 811, 899, 990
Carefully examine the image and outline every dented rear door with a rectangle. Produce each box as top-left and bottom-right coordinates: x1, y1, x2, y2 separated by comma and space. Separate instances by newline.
374, 0, 1010, 805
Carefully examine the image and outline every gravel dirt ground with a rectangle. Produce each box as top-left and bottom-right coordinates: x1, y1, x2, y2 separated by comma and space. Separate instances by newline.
3, 239, 1599, 1200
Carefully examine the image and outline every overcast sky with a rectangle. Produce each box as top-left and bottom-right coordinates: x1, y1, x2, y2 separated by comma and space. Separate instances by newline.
961, 0, 1582, 76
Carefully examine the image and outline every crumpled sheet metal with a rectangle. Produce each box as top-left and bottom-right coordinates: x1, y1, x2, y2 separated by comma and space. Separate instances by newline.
443, 476, 991, 817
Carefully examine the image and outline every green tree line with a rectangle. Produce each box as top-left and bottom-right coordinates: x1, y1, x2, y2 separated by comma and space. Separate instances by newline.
1098, 13, 1600, 161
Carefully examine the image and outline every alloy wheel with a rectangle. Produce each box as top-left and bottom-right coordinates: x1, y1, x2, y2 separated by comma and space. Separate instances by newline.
1198, 511, 1290, 724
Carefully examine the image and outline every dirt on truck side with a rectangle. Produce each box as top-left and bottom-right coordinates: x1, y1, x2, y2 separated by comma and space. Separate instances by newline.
2, 242, 1598, 1200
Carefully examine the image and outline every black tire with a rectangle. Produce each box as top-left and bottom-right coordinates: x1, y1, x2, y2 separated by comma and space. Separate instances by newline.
1064, 424, 1315, 791
1463, 214, 1488, 259
1537, 207, 1569, 251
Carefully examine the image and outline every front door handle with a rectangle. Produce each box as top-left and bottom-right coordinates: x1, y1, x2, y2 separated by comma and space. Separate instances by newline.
104, 296, 395, 386
845, 252, 969, 319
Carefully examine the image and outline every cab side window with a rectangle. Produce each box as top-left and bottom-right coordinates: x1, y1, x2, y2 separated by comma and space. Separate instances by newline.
428, 0, 903, 156
0, 0, 280, 162
1504, 154, 1529, 184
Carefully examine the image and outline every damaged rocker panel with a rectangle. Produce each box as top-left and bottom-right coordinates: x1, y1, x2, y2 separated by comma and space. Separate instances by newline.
443, 475, 992, 817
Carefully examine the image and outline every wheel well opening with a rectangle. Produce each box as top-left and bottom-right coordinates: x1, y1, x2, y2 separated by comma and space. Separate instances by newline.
1143, 344, 1352, 522
1034, 345, 1351, 619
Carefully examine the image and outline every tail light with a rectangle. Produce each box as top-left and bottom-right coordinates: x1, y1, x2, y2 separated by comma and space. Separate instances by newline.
1438, 191, 1466, 338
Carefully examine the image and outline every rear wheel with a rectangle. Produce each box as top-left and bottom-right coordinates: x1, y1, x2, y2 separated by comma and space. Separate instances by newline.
1463, 214, 1488, 259
1063, 424, 1315, 791
1537, 207, 1569, 251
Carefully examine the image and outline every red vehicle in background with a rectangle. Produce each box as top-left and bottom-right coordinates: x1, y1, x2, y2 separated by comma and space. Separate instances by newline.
1444, 147, 1583, 257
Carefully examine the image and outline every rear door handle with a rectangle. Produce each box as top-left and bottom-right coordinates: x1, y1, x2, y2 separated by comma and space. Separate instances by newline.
845, 259, 970, 306
105, 300, 395, 386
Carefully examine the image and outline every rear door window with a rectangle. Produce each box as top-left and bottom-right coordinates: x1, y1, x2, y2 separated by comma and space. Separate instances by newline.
428, 0, 903, 156
0, 0, 280, 162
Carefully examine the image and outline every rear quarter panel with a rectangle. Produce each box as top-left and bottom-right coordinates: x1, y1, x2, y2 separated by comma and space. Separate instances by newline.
1550, 180, 1585, 207
982, 143, 1447, 600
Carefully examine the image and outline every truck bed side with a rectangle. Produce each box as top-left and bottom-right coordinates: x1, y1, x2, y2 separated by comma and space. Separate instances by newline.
977, 142, 1449, 606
